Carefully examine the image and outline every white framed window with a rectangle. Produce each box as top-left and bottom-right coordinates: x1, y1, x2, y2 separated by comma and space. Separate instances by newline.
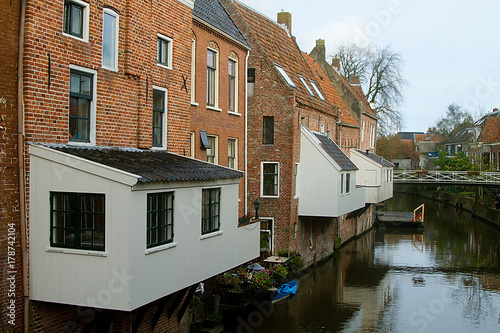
294, 163, 299, 198
102, 8, 119, 71
309, 79, 325, 101
228, 138, 237, 169
228, 57, 238, 114
206, 135, 218, 164
274, 63, 296, 88
298, 75, 314, 96
346, 173, 351, 194
69, 64, 97, 145
152, 86, 168, 149
190, 131, 195, 158
207, 48, 219, 108
261, 162, 279, 197
340, 173, 344, 195
157, 33, 173, 69
63, 0, 89, 42
191, 39, 197, 105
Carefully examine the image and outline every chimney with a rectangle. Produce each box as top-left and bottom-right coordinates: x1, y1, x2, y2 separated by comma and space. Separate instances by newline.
277, 10, 292, 35
350, 75, 360, 85
331, 57, 340, 71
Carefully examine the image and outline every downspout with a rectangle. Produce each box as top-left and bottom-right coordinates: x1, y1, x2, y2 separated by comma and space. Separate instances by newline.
17, 0, 29, 331
244, 50, 249, 214
337, 120, 342, 148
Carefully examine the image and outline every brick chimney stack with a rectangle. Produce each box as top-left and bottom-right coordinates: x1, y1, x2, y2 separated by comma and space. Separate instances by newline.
350, 75, 360, 85
277, 10, 292, 35
331, 57, 340, 71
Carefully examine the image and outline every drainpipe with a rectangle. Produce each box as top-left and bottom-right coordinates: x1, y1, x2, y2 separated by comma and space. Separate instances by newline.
244, 50, 249, 215
336, 120, 342, 148
17, 0, 29, 331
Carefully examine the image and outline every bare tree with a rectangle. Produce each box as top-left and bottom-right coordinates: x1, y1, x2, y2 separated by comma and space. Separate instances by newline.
333, 43, 407, 135
435, 103, 473, 139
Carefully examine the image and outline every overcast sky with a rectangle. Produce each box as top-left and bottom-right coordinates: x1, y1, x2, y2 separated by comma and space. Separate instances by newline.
239, 0, 500, 133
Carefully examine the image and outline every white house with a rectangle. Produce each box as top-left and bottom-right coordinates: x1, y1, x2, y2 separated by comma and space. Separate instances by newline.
297, 126, 365, 217
29, 144, 259, 311
350, 149, 394, 204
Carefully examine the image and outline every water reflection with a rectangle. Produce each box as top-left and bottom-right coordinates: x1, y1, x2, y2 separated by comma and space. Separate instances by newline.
240, 194, 500, 333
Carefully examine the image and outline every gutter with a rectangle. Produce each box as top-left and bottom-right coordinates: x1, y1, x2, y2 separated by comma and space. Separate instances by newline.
17, 0, 29, 331
244, 50, 249, 214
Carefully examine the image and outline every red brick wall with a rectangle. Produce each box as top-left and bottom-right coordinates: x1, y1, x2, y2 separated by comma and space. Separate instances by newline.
191, 21, 248, 215
23, 0, 192, 153
0, 0, 24, 331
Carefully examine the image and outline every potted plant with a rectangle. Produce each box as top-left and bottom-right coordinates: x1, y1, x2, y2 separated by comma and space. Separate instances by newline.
238, 213, 252, 224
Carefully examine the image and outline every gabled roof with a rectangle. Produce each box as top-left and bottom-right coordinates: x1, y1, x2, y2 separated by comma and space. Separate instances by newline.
313, 132, 358, 171
230, 1, 334, 114
397, 132, 424, 141
303, 53, 357, 126
446, 127, 472, 145
43, 144, 243, 183
354, 149, 394, 167
194, 0, 249, 48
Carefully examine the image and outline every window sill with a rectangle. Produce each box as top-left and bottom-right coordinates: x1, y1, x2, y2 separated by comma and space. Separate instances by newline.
157, 63, 173, 70
191, 102, 199, 106
46, 247, 107, 257
67, 141, 95, 147
206, 106, 222, 112
228, 111, 241, 117
145, 242, 177, 255
62, 32, 88, 43
101, 65, 119, 72
200, 230, 223, 240
261, 195, 279, 199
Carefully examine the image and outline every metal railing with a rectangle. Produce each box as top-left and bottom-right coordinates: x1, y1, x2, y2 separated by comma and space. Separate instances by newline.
393, 170, 500, 185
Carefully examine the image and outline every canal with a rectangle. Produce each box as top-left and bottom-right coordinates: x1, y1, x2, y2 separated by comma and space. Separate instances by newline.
229, 193, 500, 333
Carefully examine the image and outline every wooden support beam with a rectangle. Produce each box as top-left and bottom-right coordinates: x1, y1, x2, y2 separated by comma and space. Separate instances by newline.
177, 284, 199, 323
168, 287, 189, 318
151, 296, 170, 331
132, 304, 149, 333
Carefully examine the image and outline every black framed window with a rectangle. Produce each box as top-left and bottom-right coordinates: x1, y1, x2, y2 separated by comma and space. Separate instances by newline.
228, 59, 236, 112
63, 1, 84, 38
202, 188, 220, 235
50, 192, 105, 251
263, 116, 274, 144
69, 70, 92, 142
263, 163, 279, 196
147, 192, 174, 248
207, 49, 217, 106
153, 89, 165, 147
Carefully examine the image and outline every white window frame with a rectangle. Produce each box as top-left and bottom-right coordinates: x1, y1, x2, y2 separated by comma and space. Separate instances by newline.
152, 86, 168, 149
261, 162, 280, 198
157, 33, 173, 70
294, 162, 299, 199
62, 0, 90, 42
191, 39, 198, 105
228, 138, 238, 169
206, 135, 218, 164
207, 47, 220, 110
102, 8, 119, 71
274, 63, 296, 88
346, 172, 351, 194
340, 173, 344, 195
309, 79, 325, 101
68, 64, 97, 146
189, 131, 195, 158
228, 57, 239, 115
298, 75, 314, 96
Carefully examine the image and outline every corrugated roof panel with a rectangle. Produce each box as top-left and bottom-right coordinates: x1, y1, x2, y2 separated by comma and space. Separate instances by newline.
313, 132, 358, 171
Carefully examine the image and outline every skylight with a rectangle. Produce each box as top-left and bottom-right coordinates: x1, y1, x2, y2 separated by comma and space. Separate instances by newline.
298, 75, 314, 96
309, 80, 325, 101
274, 64, 296, 88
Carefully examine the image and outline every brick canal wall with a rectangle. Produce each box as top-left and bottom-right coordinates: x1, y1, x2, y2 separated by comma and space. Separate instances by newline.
395, 185, 500, 230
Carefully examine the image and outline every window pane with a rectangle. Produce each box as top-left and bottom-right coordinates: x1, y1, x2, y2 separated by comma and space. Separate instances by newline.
102, 12, 116, 68
207, 50, 215, 67
263, 116, 274, 144
70, 4, 83, 37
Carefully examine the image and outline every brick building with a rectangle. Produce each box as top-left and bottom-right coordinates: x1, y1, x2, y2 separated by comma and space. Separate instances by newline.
6, 0, 259, 331
191, 0, 250, 216
0, 0, 25, 332
222, 0, 368, 267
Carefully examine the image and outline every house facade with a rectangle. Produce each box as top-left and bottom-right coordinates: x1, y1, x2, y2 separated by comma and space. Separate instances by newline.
191, 0, 251, 216
7, 0, 259, 331
223, 0, 370, 267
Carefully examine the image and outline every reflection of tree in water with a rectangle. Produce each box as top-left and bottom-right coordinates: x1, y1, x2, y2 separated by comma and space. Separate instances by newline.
452, 274, 498, 326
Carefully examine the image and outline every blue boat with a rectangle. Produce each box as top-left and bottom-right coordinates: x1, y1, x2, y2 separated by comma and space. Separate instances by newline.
270, 279, 298, 304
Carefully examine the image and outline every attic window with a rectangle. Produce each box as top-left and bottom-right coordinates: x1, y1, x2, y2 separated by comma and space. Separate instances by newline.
274, 64, 296, 88
298, 75, 314, 96
200, 130, 211, 149
309, 80, 325, 101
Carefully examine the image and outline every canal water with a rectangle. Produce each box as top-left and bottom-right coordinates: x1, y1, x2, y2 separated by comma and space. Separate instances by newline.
229, 194, 500, 333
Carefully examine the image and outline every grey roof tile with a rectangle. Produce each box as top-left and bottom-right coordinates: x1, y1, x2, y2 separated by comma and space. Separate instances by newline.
355, 149, 394, 167
194, 0, 249, 47
45, 144, 243, 183
313, 132, 358, 171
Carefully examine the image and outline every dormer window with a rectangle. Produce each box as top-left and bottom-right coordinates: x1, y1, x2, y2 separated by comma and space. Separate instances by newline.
274, 64, 296, 88
309, 80, 325, 101
298, 75, 314, 96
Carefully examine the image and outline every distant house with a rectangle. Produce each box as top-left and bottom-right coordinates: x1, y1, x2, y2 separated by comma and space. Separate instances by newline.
415, 132, 443, 169
472, 109, 500, 170
395, 132, 424, 169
